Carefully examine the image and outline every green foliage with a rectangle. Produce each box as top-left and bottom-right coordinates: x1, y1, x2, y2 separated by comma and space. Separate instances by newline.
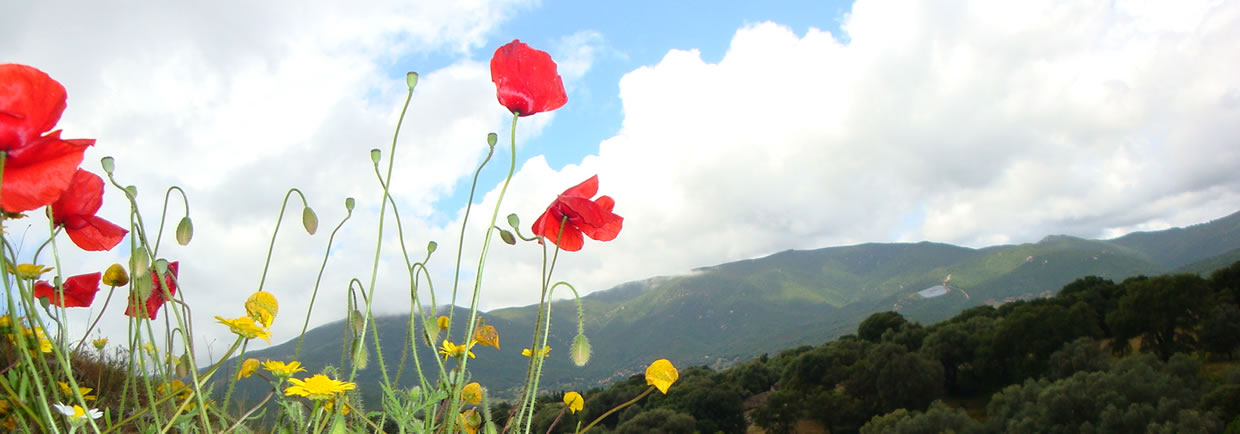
1107, 274, 1213, 359
1045, 337, 1109, 380
858, 311, 908, 342
614, 408, 695, 434
986, 354, 1220, 433
860, 401, 983, 434
751, 389, 801, 434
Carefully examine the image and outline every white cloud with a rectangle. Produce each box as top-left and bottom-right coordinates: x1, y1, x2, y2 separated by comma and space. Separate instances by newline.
3, 0, 1239, 368
0, 0, 535, 363
449, 0, 1240, 311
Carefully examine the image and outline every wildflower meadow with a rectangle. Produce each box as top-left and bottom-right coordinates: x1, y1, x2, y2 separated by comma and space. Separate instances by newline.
0, 39, 678, 433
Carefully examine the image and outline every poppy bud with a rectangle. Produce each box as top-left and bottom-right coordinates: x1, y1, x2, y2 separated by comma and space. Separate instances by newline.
498, 228, 515, 245
507, 213, 520, 229
570, 333, 591, 366
427, 241, 438, 255
302, 206, 318, 235
176, 353, 190, 378
176, 216, 193, 246
487, 132, 498, 148
406, 72, 418, 90
101, 156, 115, 174
125, 185, 138, 198
370, 149, 381, 165
351, 339, 368, 370
344, 197, 355, 212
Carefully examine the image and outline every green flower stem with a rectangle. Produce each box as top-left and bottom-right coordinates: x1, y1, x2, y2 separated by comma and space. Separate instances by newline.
256, 188, 311, 294
353, 76, 415, 387
0, 243, 53, 433
151, 186, 190, 256
522, 281, 577, 434
445, 133, 499, 332
578, 386, 655, 434
225, 388, 276, 432
370, 162, 447, 392
513, 218, 566, 433
220, 340, 251, 413
102, 170, 211, 424
294, 201, 354, 360
72, 284, 119, 354
452, 112, 520, 433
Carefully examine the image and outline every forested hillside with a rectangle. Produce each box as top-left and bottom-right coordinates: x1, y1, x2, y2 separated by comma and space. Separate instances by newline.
506, 262, 1240, 433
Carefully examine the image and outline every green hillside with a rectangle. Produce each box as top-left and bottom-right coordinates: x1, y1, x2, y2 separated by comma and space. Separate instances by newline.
220, 210, 1240, 405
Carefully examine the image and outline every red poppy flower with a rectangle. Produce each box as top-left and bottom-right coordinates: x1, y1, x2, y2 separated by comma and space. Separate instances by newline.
33, 272, 102, 308
531, 175, 622, 252
51, 169, 128, 251
490, 40, 567, 116
0, 64, 94, 213
125, 261, 179, 320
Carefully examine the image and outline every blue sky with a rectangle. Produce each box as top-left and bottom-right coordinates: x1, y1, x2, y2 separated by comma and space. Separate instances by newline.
423, 0, 854, 220
3, 0, 1238, 359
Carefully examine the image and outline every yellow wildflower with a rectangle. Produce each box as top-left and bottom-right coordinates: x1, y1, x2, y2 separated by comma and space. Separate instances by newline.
460, 408, 482, 434
563, 391, 584, 414
92, 338, 108, 351
461, 382, 483, 405
237, 358, 260, 379
58, 381, 96, 401
102, 264, 129, 286
472, 320, 500, 350
215, 316, 271, 342
284, 374, 356, 401
9, 263, 52, 280
262, 360, 307, 378
439, 339, 475, 359
437, 315, 451, 331
245, 291, 279, 328
324, 396, 350, 415
645, 359, 679, 394
521, 346, 551, 358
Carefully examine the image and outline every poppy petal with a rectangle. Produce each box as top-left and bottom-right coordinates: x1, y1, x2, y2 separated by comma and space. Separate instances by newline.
0, 132, 92, 213
33, 272, 101, 308
595, 195, 615, 212
559, 175, 599, 199
65, 215, 128, 251
0, 64, 67, 150
490, 40, 567, 116
51, 169, 105, 222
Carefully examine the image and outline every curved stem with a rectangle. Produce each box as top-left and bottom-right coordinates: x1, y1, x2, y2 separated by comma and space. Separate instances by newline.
152, 185, 190, 257
256, 188, 310, 294
578, 387, 654, 434
294, 202, 354, 359
454, 113, 520, 432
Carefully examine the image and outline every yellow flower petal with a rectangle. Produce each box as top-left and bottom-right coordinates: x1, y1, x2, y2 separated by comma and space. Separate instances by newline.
9, 264, 52, 280
472, 323, 500, 350
521, 346, 551, 358
563, 391, 584, 414
245, 291, 279, 328
437, 315, 451, 331
284, 374, 356, 401
261, 360, 307, 377
237, 358, 260, 379
461, 382, 483, 405
215, 316, 271, 342
645, 359, 679, 394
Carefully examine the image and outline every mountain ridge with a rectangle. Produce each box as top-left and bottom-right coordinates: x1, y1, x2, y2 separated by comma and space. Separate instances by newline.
222, 210, 1240, 402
